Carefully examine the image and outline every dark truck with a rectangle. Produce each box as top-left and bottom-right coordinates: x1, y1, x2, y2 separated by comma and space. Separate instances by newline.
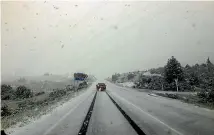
96, 83, 106, 91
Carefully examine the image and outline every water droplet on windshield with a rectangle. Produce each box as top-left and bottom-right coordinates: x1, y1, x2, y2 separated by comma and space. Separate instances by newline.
113, 25, 118, 30
192, 23, 196, 28
53, 5, 59, 10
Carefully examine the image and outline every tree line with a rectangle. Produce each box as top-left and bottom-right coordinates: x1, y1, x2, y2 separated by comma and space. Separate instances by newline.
111, 56, 214, 93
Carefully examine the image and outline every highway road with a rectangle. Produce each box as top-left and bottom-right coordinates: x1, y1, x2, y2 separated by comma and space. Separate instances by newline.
9, 81, 214, 135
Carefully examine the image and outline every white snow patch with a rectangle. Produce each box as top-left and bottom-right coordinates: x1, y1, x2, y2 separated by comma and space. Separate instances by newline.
118, 82, 135, 88
143, 71, 162, 77
148, 93, 158, 97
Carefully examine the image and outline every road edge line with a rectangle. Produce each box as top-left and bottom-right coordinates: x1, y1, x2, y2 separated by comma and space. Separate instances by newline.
43, 93, 94, 135
110, 91, 183, 135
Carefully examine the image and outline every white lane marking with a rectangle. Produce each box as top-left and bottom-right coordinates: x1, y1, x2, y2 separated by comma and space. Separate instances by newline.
43, 94, 93, 135
110, 92, 183, 135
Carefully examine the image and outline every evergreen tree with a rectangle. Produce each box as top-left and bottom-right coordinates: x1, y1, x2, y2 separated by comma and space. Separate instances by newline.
206, 57, 212, 65
206, 57, 214, 73
164, 56, 184, 91
185, 64, 191, 70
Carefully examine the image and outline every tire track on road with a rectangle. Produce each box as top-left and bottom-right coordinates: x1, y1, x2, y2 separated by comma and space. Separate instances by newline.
105, 91, 146, 135
78, 91, 97, 135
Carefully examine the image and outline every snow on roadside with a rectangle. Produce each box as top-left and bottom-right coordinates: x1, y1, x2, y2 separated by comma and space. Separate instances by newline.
148, 93, 158, 97
4, 88, 88, 135
143, 71, 162, 77
118, 82, 135, 88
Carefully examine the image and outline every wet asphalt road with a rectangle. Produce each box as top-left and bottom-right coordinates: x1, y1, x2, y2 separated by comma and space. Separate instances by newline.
9, 81, 214, 135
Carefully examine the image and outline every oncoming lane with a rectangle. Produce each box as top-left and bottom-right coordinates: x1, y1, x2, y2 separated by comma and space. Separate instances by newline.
106, 81, 214, 135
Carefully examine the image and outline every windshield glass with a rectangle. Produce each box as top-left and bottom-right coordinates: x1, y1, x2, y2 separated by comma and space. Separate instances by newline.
1, 1, 214, 135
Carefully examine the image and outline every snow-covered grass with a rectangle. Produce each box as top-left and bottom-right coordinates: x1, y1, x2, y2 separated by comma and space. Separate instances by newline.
1, 82, 92, 131
155, 92, 214, 110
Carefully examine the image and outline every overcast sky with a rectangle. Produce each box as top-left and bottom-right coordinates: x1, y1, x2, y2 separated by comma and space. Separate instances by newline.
1, 1, 214, 79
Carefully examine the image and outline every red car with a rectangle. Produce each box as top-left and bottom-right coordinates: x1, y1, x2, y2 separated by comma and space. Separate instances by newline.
96, 83, 106, 91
